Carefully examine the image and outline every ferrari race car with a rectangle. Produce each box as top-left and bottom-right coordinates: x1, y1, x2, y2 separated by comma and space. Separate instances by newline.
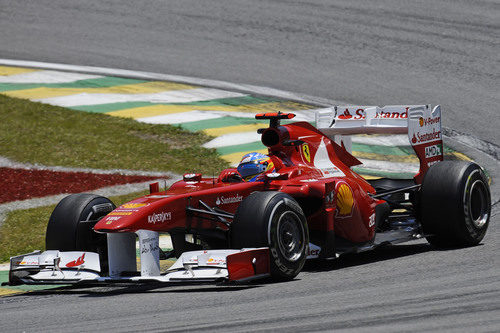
7, 105, 491, 286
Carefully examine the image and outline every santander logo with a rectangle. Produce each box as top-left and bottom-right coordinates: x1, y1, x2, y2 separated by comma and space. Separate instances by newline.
412, 130, 441, 145
216, 194, 243, 205
338, 109, 355, 119
337, 107, 409, 120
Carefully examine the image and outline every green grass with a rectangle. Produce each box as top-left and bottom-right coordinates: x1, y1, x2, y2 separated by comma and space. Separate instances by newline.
0, 190, 149, 263
0, 94, 230, 262
0, 94, 228, 173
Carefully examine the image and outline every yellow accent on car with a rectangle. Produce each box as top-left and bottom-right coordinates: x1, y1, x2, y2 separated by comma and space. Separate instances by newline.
336, 183, 354, 216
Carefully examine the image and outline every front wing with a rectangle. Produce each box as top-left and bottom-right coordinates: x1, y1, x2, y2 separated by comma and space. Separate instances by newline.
7, 248, 270, 286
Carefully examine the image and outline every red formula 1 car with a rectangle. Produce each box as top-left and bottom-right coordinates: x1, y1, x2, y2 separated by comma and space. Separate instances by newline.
7, 105, 491, 285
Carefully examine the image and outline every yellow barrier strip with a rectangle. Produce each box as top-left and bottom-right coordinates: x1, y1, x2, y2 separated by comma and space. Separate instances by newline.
3, 81, 196, 99
360, 175, 382, 180
0, 66, 39, 76
221, 148, 269, 165
107, 101, 312, 119
0, 288, 24, 297
452, 151, 472, 161
352, 151, 419, 163
204, 124, 264, 136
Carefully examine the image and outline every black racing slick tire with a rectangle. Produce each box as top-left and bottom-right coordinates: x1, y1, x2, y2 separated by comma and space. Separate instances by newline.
420, 161, 491, 248
231, 191, 309, 281
46, 194, 115, 272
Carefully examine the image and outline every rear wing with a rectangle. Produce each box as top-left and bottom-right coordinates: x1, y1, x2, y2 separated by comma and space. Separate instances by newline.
315, 105, 443, 182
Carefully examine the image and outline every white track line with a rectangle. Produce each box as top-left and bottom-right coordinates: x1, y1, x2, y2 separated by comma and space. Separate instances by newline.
34, 88, 246, 107
137, 109, 320, 125
203, 132, 261, 148
0, 156, 174, 177
0, 58, 340, 107
351, 134, 410, 146
139, 110, 226, 124
141, 110, 315, 122
357, 159, 419, 173
0, 70, 102, 83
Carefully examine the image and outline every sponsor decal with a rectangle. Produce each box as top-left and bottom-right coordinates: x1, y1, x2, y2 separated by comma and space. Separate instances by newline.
302, 144, 311, 163
321, 167, 344, 177
419, 117, 424, 127
307, 243, 322, 258
338, 109, 354, 119
368, 213, 376, 227
121, 203, 148, 209
425, 144, 442, 158
427, 160, 439, 168
108, 211, 133, 216
66, 253, 85, 267
373, 108, 408, 119
19, 260, 38, 265
148, 211, 172, 224
207, 257, 226, 265
105, 216, 122, 224
215, 194, 243, 205
336, 182, 354, 218
141, 237, 159, 254
300, 179, 318, 182
411, 129, 441, 144
337, 107, 409, 120
308, 249, 320, 257
266, 172, 281, 179
270, 247, 296, 276
421, 116, 441, 126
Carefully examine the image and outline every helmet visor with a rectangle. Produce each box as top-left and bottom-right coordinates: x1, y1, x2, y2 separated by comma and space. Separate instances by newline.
237, 161, 267, 179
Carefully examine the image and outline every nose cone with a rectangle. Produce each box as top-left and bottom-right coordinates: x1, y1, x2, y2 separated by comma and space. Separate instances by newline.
94, 196, 177, 232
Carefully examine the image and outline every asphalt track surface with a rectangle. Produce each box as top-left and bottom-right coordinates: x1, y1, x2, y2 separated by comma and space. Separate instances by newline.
0, 1, 499, 332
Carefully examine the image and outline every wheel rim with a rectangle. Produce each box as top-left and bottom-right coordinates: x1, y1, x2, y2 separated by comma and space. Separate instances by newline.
276, 211, 305, 262
469, 180, 489, 228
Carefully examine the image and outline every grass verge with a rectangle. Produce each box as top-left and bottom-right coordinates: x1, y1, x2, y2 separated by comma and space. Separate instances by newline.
0, 190, 149, 263
0, 95, 228, 173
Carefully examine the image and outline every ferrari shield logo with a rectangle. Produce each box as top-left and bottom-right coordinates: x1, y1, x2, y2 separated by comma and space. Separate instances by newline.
302, 144, 311, 163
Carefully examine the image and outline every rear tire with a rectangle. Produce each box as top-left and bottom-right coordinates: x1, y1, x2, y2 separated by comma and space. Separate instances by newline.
420, 161, 491, 247
231, 191, 308, 281
46, 193, 115, 272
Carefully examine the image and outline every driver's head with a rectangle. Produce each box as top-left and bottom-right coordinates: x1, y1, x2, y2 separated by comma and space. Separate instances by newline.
237, 152, 275, 182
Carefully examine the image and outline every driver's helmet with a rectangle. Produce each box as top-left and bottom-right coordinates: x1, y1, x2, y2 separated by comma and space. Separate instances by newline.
237, 152, 275, 182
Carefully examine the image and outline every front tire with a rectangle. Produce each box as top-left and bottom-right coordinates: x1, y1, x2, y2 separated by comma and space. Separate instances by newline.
420, 161, 491, 247
231, 191, 309, 281
46, 193, 115, 272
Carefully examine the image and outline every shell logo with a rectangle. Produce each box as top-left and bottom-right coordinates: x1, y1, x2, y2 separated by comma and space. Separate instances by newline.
419, 117, 424, 127
336, 183, 354, 217
121, 203, 147, 209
